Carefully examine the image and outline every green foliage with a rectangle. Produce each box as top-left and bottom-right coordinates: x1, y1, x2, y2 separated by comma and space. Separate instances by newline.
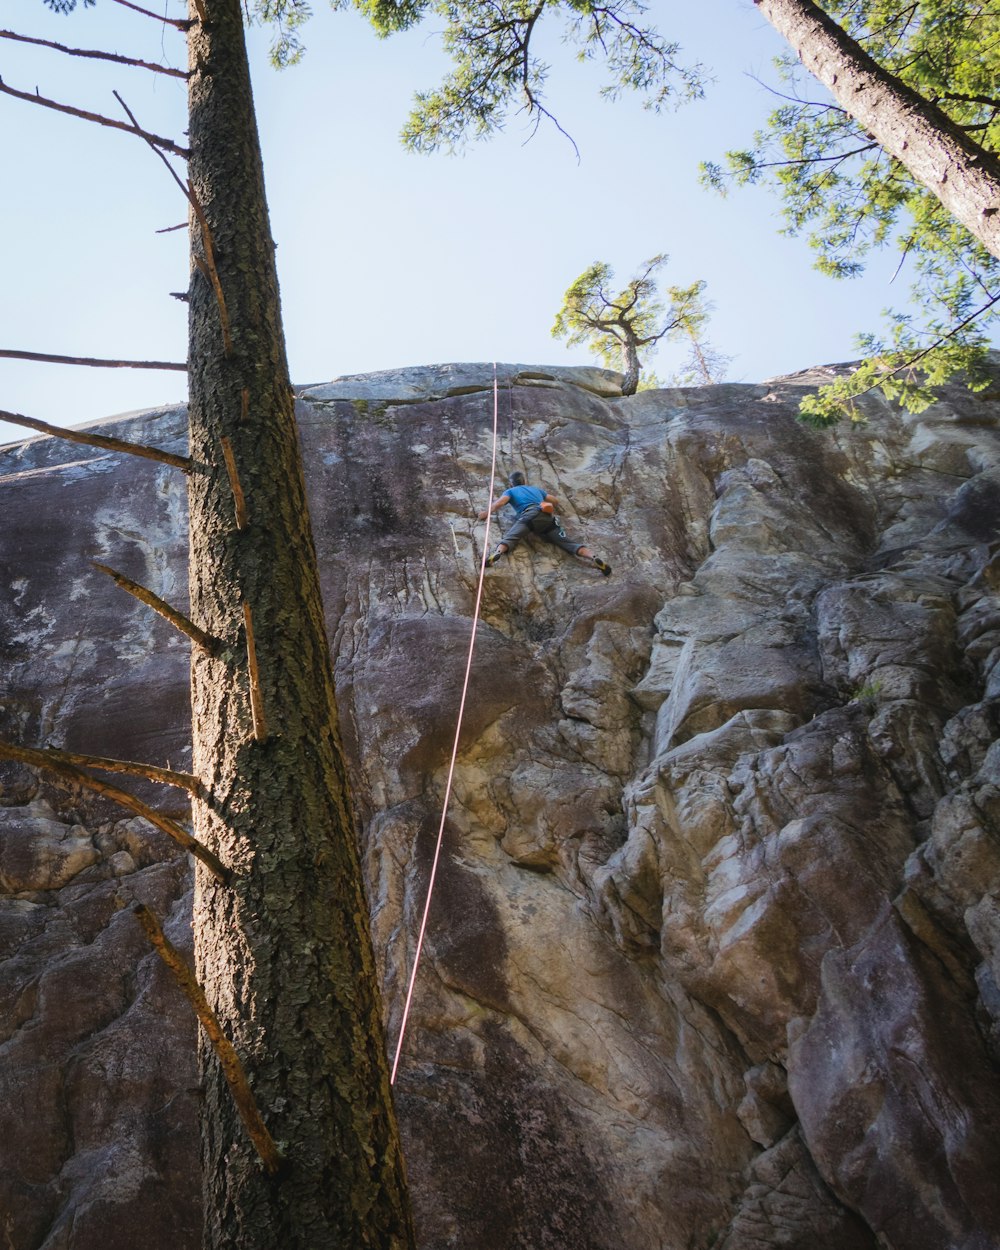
703, 0, 1000, 423
799, 320, 994, 426
551, 255, 726, 387
851, 677, 883, 706
249, 0, 315, 66
552, 256, 669, 362
339, 0, 426, 34
337, 0, 704, 152
41, 0, 94, 10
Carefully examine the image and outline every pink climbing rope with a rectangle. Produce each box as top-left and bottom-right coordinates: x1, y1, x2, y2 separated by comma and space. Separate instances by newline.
389, 364, 502, 1085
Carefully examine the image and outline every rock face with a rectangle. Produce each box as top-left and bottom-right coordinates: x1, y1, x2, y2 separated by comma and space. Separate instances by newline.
1, 360, 999, 1250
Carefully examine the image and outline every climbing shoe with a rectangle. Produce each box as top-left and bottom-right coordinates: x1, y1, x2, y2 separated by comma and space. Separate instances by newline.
485, 549, 504, 569
593, 557, 612, 577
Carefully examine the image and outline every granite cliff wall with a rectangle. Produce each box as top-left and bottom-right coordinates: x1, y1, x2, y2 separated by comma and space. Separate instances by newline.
1, 361, 999, 1249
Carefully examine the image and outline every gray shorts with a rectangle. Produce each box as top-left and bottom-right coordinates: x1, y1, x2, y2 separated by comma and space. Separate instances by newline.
502, 510, 583, 555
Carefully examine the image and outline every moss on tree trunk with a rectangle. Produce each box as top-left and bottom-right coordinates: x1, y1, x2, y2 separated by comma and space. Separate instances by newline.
184, 2, 415, 1244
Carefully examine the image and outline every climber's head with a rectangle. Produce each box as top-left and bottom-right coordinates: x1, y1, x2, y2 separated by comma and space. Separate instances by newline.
508, 471, 526, 488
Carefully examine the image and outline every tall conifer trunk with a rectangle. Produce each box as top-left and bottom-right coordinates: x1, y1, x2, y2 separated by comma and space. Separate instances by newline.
184, 2, 414, 1244
754, 0, 1000, 260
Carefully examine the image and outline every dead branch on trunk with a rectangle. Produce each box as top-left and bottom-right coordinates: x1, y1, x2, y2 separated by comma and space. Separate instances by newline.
243, 602, 268, 743
220, 437, 248, 530
133, 904, 284, 1175
0, 348, 185, 371
0, 740, 229, 882
192, 249, 234, 356
176, 176, 232, 355
112, 92, 226, 343
111, 93, 233, 357
0, 408, 194, 473
0, 29, 189, 78
111, 0, 191, 30
0, 78, 190, 158
92, 561, 221, 654
31, 745, 203, 796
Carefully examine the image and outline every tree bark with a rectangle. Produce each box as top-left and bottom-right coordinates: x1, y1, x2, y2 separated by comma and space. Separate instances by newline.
184, 2, 415, 1245
754, 0, 1000, 261
621, 338, 640, 395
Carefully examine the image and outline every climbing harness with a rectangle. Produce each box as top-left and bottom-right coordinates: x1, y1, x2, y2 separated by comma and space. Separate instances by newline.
522, 502, 559, 534
389, 364, 501, 1086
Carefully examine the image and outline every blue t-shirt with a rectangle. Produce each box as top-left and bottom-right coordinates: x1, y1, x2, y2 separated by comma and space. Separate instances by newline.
506, 484, 546, 514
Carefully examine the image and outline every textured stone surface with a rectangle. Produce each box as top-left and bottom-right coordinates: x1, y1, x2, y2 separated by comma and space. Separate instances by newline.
1, 360, 999, 1249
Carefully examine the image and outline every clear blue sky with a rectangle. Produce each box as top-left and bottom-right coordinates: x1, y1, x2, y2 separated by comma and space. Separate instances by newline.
0, 0, 934, 444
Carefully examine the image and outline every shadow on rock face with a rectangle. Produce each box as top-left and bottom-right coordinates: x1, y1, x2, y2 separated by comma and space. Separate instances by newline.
348, 614, 555, 783
790, 905, 1000, 1250
396, 1021, 615, 1250
422, 820, 511, 1014
946, 469, 1000, 543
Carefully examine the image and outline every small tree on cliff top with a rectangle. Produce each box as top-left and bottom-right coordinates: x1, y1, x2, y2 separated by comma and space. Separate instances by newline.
551, 255, 721, 395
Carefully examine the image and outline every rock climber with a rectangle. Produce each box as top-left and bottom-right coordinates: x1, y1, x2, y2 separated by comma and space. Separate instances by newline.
477, 471, 612, 575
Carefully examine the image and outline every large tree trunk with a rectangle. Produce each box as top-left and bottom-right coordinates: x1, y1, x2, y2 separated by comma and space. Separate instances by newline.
754, 0, 1000, 261
184, 2, 415, 1245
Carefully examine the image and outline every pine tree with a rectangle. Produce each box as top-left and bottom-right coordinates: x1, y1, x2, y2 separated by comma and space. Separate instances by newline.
8, 1, 417, 1244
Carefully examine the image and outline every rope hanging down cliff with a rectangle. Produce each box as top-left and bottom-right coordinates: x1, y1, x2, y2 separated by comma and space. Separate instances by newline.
389, 364, 502, 1085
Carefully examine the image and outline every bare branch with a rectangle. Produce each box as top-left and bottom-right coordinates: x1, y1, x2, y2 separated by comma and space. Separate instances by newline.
91, 561, 221, 654
110, 92, 231, 352
32, 745, 203, 796
0, 739, 229, 883
181, 181, 232, 352
114, 90, 190, 196
521, 98, 580, 161
743, 141, 880, 174
193, 254, 234, 356
0, 78, 190, 159
0, 29, 188, 77
747, 69, 851, 115
891, 291, 1000, 368
0, 349, 185, 372
110, 0, 191, 30
221, 437, 248, 530
133, 904, 284, 1175
941, 90, 1000, 109
0, 407, 194, 473
243, 603, 268, 743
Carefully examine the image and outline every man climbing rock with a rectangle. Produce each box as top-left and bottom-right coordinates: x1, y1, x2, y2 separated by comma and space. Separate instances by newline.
477, 471, 612, 575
